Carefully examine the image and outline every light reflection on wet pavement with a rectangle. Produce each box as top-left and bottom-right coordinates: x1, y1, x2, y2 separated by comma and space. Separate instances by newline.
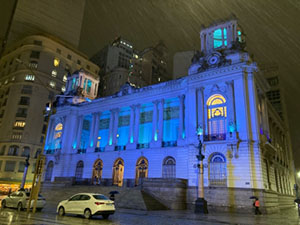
0, 203, 299, 225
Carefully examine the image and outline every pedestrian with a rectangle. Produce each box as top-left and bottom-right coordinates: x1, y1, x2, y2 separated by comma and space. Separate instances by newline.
253, 198, 262, 215
109, 193, 115, 201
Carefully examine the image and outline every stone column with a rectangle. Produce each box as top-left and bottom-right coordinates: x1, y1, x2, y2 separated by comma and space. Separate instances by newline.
151, 100, 159, 142
178, 94, 185, 140
186, 88, 197, 144
128, 105, 135, 144
75, 115, 83, 149
157, 99, 164, 143
197, 88, 205, 133
88, 113, 97, 149
226, 81, 236, 139
133, 104, 141, 145
112, 109, 119, 146
60, 116, 67, 149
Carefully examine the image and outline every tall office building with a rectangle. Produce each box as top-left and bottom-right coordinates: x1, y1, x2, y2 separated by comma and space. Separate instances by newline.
91, 38, 169, 96
0, 35, 99, 193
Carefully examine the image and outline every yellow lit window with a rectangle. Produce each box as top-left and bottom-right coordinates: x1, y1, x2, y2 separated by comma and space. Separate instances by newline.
14, 121, 26, 127
54, 58, 60, 67
54, 132, 62, 139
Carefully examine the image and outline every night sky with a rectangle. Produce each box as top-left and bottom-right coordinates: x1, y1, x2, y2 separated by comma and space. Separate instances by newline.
80, 0, 300, 169
1, 0, 299, 168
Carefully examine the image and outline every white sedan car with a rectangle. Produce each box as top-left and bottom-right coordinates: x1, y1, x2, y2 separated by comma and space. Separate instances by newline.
57, 193, 115, 219
1, 191, 46, 211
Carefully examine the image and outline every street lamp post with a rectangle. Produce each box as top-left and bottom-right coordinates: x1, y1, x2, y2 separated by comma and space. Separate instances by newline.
20, 155, 30, 190
195, 127, 208, 214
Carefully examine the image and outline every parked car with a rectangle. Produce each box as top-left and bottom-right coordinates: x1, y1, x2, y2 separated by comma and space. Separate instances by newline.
57, 193, 115, 219
1, 190, 46, 211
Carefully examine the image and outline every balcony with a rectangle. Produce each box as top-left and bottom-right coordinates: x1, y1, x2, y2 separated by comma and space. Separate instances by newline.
162, 141, 177, 147
94, 147, 105, 152
77, 149, 86, 154
204, 133, 226, 141
137, 143, 150, 149
114, 145, 126, 151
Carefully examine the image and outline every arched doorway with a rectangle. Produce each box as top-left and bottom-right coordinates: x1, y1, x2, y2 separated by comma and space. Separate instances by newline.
162, 156, 176, 178
92, 159, 103, 185
45, 161, 54, 181
112, 158, 124, 187
75, 160, 84, 181
135, 157, 148, 186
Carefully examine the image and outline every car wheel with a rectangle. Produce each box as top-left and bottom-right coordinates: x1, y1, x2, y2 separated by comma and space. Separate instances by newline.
102, 214, 109, 219
1, 200, 6, 208
17, 202, 23, 211
84, 209, 91, 219
58, 207, 65, 216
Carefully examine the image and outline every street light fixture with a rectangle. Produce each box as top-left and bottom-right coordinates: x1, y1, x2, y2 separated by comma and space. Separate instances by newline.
297, 171, 300, 178
195, 126, 208, 214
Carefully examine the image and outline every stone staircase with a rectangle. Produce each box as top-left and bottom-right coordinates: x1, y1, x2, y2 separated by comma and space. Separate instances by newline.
41, 183, 169, 211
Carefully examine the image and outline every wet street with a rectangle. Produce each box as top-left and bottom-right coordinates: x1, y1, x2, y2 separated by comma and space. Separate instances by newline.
0, 203, 299, 225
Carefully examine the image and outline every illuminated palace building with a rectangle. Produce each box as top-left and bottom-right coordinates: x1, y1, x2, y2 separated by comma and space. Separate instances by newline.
45, 20, 295, 212
0, 35, 99, 193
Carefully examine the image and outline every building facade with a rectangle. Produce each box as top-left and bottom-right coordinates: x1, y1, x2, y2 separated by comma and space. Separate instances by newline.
0, 35, 99, 193
91, 38, 169, 96
45, 20, 295, 212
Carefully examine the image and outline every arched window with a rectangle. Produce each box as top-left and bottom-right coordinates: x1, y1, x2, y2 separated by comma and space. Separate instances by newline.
112, 158, 124, 187
54, 123, 63, 149
21, 146, 30, 157
75, 160, 84, 181
209, 153, 227, 186
8, 145, 19, 156
45, 161, 54, 181
92, 159, 103, 184
162, 157, 176, 178
207, 94, 227, 141
0, 145, 6, 155
135, 157, 148, 185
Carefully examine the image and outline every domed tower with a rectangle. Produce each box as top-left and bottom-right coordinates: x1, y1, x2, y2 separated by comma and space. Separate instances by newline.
189, 19, 246, 75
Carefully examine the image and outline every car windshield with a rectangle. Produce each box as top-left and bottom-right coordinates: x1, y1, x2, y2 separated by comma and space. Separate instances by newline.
93, 195, 109, 200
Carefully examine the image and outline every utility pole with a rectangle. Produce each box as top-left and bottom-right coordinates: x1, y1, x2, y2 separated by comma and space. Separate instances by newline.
20, 155, 30, 190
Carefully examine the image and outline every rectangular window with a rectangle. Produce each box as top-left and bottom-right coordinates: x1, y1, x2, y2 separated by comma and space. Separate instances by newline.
12, 132, 22, 140
21, 85, 32, 94
32, 163, 36, 173
2, 98, 7, 106
42, 124, 47, 134
40, 136, 44, 143
49, 81, 56, 88
16, 108, 27, 118
77, 60, 81, 65
18, 162, 26, 172
30, 51, 40, 59
29, 61, 38, 69
67, 54, 72, 60
25, 74, 35, 81
56, 48, 61, 54
4, 161, 16, 172
14, 121, 26, 129
0, 160, 2, 171
19, 96, 30, 105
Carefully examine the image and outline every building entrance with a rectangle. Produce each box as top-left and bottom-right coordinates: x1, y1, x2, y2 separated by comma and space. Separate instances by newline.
112, 158, 124, 186
92, 159, 103, 185
135, 157, 148, 186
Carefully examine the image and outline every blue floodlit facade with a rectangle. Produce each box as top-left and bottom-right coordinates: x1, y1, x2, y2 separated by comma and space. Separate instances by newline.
44, 19, 295, 212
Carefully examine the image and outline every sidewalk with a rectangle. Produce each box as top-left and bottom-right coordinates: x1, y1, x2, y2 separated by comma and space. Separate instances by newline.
118, 207, 300, 225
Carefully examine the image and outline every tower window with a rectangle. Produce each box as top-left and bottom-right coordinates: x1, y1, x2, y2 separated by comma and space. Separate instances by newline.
213, 28, 227, 49
30, 51, 40, 59
25, 74, 35, 81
